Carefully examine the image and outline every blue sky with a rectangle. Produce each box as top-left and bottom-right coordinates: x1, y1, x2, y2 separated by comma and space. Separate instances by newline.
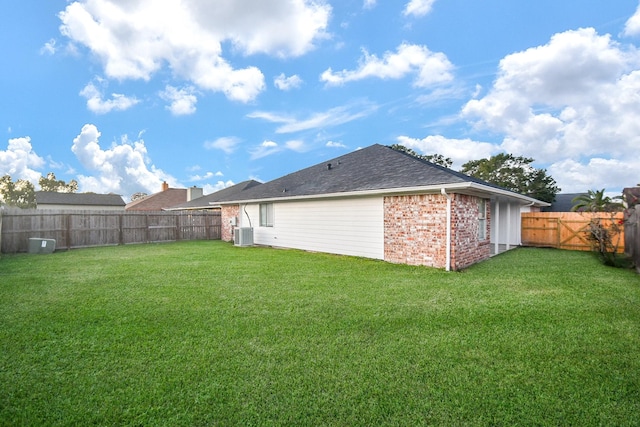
2, 0, 639, 201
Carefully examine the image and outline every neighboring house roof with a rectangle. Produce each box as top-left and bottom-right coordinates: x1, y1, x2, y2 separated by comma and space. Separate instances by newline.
216, 144, 549, 206
165, 180, 262, 210
542, 193, 585, 212
35, 191, 125, 207
125, 188, 188, 211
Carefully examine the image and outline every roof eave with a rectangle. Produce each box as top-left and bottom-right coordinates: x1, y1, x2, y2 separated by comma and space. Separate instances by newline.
217, 182, 550, 206
163, 205, 219, 211
466, 182, 551, 206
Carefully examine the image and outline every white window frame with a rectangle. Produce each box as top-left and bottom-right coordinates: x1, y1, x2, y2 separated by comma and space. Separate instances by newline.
478, 199, 487, 241
259, 203, 274, 227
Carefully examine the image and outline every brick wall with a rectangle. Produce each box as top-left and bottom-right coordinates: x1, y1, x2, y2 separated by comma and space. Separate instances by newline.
384, 193, 492, 270
450, 194, 491, 270
384, 194, 448, 268
221, 204, 240, 242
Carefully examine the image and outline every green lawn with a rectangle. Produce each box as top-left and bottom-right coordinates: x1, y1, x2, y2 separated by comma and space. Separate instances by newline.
1, 241, 639, 426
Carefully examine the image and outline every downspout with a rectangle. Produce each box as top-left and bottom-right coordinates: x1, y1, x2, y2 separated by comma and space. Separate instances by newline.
441, 188, 452, 271
243, 204, 252, 228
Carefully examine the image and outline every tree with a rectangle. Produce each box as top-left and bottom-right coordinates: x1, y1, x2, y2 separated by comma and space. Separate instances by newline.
460, 153, 560, 203
571, 189, 624, 212
0, 175, 36, 208
130, 192, 148, 202
39, 172, 78, 193
389, 144, 453, 168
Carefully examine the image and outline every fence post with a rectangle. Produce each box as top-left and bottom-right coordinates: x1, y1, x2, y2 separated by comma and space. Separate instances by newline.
118, 213, 124, 245
637, 206, 640, 273
630, 206, 640, 273
205, 212, 211, 240
145, 214, 150, 243
66, 214, 72, 250
176, 214, 181, 241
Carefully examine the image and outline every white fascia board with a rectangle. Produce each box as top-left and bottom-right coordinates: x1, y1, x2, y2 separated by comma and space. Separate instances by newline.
218, 184, 457, 205
466, 183, 551, 206
219, 181, 550, 207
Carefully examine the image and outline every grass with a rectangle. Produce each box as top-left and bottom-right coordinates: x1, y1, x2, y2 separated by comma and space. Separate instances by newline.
1, 241, 639, 426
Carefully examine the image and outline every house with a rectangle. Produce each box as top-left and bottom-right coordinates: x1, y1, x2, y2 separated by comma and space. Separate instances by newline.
165, 180, 262, 211
35, 191, 125, 211
542, 193, 585, 212
216, 144, 549, 271
125, 182, 203, 211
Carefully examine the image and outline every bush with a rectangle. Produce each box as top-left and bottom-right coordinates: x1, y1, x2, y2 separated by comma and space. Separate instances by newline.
587, 216, 633, 268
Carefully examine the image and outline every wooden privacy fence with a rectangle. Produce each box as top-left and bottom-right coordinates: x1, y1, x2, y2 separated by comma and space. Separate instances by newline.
521, 212, 625, 253
625, 205, 640, 271
0, 208, 221, 253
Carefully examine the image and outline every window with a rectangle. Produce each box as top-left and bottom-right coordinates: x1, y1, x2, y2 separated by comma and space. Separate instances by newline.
259, 203, 273, 227
478, 199, 487, 240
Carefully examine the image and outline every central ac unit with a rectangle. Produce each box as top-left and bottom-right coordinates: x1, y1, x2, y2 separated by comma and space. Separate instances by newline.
233, 227, 254, 247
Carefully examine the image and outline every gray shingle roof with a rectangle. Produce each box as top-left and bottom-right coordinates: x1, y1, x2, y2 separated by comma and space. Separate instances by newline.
35, 191, 125, 207
167, 180, 262, 210
216, 144, 514, 203
542, 193, 585, 212
125, 188, 187, 211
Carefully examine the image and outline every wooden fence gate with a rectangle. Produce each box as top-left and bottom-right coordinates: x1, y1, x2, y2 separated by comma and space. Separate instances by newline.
521, 212, 625, 253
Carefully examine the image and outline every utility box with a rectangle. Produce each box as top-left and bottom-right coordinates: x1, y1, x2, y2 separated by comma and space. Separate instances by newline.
28, 238, 56, 254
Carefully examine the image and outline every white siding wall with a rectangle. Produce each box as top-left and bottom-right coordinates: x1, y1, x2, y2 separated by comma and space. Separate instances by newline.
490, 199, 522, 246
238, 197, 384, 259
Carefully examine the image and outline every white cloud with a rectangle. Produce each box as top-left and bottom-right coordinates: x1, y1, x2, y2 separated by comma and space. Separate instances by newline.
321, 43, 454, 87
46, 157, 67, 171
40, 39, 57, 55
460, 27, 640, 191
58, 0, 331, 102
248, 139, 308, 159
274, 73, 303, 91
285, 140, 307, 152
188, 171, 224, 181
624, 3, 640, 37
248, 103, 377, 133
70, 124, 174, 196
160, 85, 197, 115
414, 86, 466, 104
363, 0, 376, 9
203, 180, 235, 195
80, 81, 139, 114
250, 140, 280, 160
403, 0, 436, 17
396, 135, 497, 168
326, 141, 347, 148
0, 136, 45, 183
548, 158, 640, 193
204, 136, 242, 154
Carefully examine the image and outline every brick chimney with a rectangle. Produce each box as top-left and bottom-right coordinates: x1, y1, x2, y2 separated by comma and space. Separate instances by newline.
162, 181, 169, 191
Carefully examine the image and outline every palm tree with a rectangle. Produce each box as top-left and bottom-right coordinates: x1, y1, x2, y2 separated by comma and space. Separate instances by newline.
571, 189, 623, 212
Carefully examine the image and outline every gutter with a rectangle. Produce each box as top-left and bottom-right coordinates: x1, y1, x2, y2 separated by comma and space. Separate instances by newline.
441, 188, 452, 272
